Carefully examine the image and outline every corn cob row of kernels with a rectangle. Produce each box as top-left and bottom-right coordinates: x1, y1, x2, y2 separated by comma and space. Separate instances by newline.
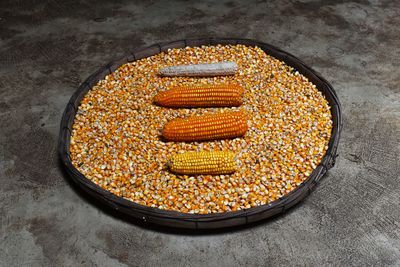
168, 151, 237, 175
162, 110, 248, 142
158, 61, 238, 77
153, 83, 244, 108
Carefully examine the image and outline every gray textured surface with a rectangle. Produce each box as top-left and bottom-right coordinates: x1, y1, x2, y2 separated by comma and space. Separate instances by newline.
1, 0, 399, 266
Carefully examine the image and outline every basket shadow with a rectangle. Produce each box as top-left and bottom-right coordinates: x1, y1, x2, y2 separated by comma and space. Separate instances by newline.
58, 159, 290, 235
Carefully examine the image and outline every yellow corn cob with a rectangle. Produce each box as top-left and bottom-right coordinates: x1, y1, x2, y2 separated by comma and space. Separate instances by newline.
162, 110, 248, 142
153, 83, 244, 108
168, 151, 237, 175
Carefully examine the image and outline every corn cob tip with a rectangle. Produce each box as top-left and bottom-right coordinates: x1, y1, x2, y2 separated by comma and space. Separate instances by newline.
153, 91, 166, 105
165, 159, 171, 168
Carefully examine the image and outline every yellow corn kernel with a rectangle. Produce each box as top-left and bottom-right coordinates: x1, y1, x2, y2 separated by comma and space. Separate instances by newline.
153, 83, 244, 108
162, 110, 248, 142
168, 151, 237, 175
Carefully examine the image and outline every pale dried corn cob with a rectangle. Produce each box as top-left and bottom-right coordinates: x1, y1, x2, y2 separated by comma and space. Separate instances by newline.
153, 83, 244, 108
162, 110, 248, 142
168, 151, 237, 175
158, 61, 237, 77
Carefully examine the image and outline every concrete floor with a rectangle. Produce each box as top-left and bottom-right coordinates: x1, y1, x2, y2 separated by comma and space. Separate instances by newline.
1, 0, 399, 266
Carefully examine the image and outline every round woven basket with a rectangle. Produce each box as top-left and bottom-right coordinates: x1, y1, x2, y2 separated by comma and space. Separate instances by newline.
59, 38, 342, 229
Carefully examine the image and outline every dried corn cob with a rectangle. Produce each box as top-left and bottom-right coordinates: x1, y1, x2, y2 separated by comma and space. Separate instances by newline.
162, 110, 248, 142
158, 61, 237, 77
168, 151, 237, 175
154, 83, 244, 108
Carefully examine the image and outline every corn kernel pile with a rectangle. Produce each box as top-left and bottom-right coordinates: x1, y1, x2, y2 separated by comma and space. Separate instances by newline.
70, 45, 332, 214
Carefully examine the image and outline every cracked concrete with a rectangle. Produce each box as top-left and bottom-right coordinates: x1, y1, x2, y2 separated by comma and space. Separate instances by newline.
1, 0, 399, 266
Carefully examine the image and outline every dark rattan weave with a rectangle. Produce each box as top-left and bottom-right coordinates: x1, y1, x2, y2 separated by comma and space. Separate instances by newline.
59, 38, 342, 229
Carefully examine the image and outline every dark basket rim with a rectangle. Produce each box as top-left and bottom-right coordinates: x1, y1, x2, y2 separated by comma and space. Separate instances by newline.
58, 37, 342, 229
